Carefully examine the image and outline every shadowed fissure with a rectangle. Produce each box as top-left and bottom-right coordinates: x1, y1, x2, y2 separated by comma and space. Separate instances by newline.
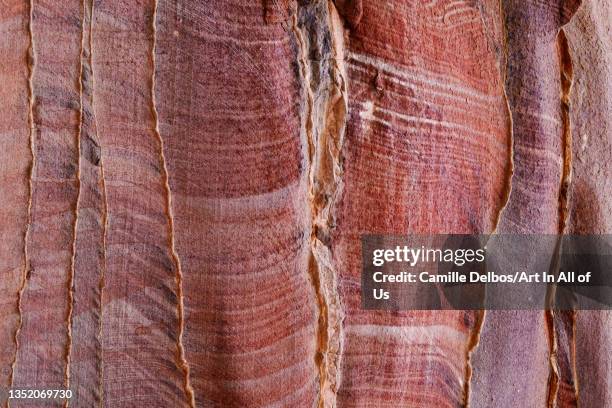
547, 26, 578, 407
293, 1, 348, 406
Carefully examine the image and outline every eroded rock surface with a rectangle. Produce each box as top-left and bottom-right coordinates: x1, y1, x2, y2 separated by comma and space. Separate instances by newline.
0, 1, 609, 407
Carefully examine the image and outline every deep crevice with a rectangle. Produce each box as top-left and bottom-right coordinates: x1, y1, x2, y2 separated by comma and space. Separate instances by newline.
547, 26, 578, 408
293, 2, 347, 406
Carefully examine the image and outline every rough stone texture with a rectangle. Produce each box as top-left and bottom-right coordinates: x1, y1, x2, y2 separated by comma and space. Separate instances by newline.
68, 0, 105, 405
0, 0, 32, 398
331, 1, 511, 406
565, 1, 612, 407
0, 0, 609, 407
153, 1, 318, 407
470, 2, 581, 407
90, 1, 191, 406
10, 4, 82, 406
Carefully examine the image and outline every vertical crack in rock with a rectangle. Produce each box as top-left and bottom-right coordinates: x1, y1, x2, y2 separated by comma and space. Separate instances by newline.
86, 0, 107, 403
150, 2, 195, 406
293, 2, 347, 406
544, 2, 581, 404
547, 27, 578, 408
464, 3, 515, 405
546, 305, 561, 407
557, 30, 574, 239
98, 162, 107, 408
64, 1, 88, 402
8, 0, 36, 399
69, 0, 105, 403
464, 309, 485, 407
493, 0, 516, 236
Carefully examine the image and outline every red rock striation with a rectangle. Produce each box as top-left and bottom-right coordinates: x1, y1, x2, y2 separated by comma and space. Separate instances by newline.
0, 0, 32, 398
10, 1, 82, 405
332, 1, 511, 406
0, 1, 609, 407
153, 1, 318, 406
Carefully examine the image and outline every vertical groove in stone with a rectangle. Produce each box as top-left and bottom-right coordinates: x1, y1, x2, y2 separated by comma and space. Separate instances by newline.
547, 22, 579, 408
558, 29, 574, 236
494, 0, 515, 235
291, 10, 322, 404
294, 2, 348, 405
69, 0, 106, 404
8, 0, 36, 396
65, 0, 87, 402
547, 26, 579, 408
463, 309, 485, 407
150, 0, 195, 405
546, 309, 560, 407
